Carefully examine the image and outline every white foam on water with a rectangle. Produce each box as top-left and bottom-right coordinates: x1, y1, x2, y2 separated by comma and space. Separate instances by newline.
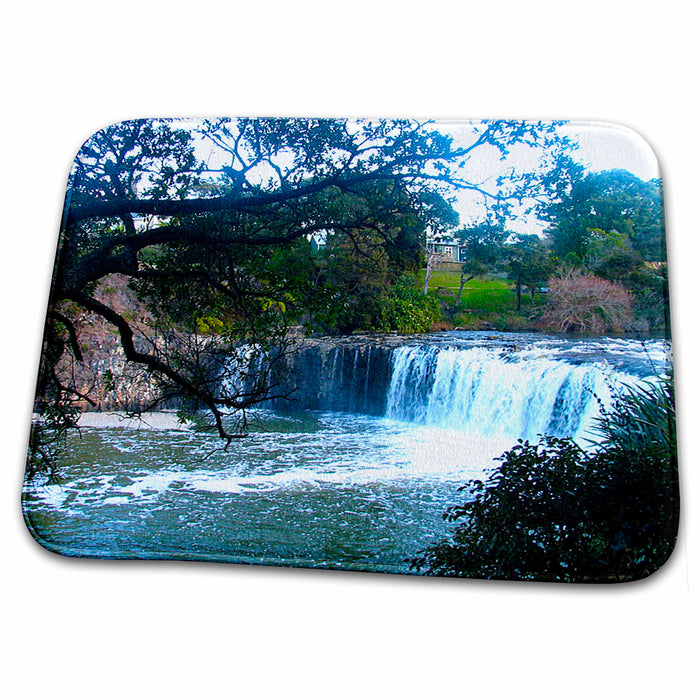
26, 483, 70, 508
391, 425, 516, 476
37, 414, 502, 503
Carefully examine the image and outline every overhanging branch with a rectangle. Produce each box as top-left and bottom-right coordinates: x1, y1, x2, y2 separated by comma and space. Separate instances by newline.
68, 292, 295, 442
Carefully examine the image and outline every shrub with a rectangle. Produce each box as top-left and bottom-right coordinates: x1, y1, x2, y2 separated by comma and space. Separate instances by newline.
590, 375, 675, 456
539, 270, 634, 333
377, 275, 442, 333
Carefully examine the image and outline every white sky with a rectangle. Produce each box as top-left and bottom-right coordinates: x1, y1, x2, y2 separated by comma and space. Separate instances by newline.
562, 121, 661, 180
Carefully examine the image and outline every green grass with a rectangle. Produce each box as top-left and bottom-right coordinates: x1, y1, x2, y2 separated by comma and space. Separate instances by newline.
416, 269, 548, 330
459, 279, 513, 313
426, 269, 464, 290
425, 271, 515, 312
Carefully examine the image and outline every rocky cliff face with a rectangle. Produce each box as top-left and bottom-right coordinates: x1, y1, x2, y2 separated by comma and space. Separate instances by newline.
56, 274, 164, 412
263, 336, 400, 415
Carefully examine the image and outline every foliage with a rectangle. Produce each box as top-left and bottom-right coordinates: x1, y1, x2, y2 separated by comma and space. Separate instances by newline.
377, 275, 442, 333
540, 163, 666, 264
504, 234, 556, 310
410, 377, 678, 582
539, 269, 634, 333
590, 374, 676, 455
629, 271, 670, 332
583, 228, 644, 281
314, 266, 441, 334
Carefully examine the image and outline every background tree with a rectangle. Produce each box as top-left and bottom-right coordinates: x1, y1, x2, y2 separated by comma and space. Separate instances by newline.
504, 234, 555, 310
540, 162, 666, 264
583, 228, 644, 282
452, 221, 507, 308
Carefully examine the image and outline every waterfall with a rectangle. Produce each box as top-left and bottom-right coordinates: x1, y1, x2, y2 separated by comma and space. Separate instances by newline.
262, 341, 395, 415
385, 344, 637, 442
228, 333, 665, 444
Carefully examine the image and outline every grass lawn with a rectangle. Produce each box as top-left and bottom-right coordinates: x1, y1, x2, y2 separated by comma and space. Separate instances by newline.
425, 270, 515, 312
417, 269, 547, 329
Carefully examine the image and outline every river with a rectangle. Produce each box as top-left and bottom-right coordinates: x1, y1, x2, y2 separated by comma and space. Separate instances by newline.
23, 331, 671, 573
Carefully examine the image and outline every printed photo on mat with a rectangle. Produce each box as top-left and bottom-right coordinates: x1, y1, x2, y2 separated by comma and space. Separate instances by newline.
23, 118, 678, 582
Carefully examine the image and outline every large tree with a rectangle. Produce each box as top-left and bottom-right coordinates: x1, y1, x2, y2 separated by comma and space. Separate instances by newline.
31, 118, 572, 473
540, 160, 666, 264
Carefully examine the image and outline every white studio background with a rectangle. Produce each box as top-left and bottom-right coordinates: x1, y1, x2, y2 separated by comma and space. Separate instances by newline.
1, 2, 696, 698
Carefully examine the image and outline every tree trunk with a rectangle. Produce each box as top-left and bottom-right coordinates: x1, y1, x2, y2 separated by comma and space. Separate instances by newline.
516, 279, 522, 311
423, 251, 439, 295
454, 273, 475, 309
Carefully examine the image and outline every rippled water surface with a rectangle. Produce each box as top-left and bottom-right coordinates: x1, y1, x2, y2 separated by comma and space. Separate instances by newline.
25, 412, 500, 572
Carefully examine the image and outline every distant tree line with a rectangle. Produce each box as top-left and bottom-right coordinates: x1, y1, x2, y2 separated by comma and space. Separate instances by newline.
435, 157, 667, 334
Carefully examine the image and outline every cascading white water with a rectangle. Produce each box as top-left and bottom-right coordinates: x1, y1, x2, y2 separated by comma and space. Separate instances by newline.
216, 333, 667, 445
385, 344, 644, 443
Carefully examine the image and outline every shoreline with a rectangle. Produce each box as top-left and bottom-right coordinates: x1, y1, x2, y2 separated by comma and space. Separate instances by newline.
77, 411, 192, 431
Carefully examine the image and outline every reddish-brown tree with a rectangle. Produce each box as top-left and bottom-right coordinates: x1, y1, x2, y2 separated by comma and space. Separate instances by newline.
540, 270, 633, 333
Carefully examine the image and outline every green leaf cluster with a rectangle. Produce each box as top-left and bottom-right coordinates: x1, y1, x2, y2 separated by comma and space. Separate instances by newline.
377, 276, 442, 333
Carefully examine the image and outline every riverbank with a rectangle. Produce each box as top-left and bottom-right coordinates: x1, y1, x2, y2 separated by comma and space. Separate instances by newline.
77, 410, 192, 431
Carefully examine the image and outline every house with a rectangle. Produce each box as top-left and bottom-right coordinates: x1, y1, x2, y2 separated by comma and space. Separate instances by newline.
426, 240, 469, 263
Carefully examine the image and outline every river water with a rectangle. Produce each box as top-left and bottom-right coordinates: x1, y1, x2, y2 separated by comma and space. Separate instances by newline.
23, 332, 671, 573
